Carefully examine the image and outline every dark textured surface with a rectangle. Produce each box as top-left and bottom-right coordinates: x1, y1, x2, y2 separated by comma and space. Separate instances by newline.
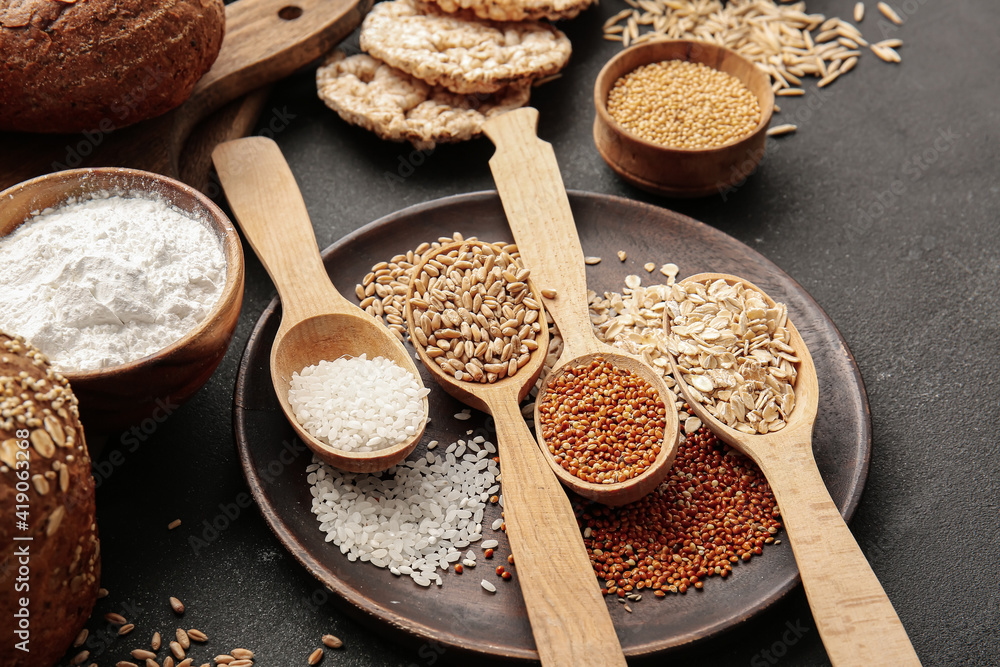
74, 0, 999, 666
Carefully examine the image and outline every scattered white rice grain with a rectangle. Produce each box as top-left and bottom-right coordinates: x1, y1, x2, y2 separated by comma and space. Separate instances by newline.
491, 519, 503, 530
482, 539, 499, 549
462, 559, 476, 568
427, 440, 439, 450
454, 412, 471, 421
481, 580, 497, 593
308, 437, 500, 589
289, 354, 429, 452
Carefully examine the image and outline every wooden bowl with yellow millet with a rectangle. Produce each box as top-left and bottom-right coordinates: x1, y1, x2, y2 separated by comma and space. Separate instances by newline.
593, 39, 775, 198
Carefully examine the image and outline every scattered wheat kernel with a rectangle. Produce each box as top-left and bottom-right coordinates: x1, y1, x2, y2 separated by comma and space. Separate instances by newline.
169, 596, 185, 614
322, 634, 344, 649
309, 648, 324, 665
168, 519, 182, 530
540, 288, 558, 299
170, 640, 185, 659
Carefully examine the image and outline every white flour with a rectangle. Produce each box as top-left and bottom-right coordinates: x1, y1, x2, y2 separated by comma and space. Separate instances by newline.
0, 192, 227, 372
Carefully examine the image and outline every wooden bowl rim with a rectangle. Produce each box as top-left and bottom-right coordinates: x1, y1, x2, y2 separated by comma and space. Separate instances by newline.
533, 349, 679, 505
0, 167, 245, 380
268, 311, 428, 472
593, 39, 775, 156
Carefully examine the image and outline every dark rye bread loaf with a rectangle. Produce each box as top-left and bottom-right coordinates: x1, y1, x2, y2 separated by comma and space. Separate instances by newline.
0, 333, 99, 667
0, 0, 225, 133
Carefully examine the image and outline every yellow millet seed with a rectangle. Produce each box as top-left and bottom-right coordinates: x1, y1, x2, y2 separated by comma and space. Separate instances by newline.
607, 60, 762, 150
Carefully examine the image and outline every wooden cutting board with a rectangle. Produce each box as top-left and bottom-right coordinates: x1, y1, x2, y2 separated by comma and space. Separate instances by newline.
0, 0, 370, 192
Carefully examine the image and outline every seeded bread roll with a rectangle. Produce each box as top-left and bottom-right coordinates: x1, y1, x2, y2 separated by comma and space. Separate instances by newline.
0, 0, 225, 133
0, 333, 99, 667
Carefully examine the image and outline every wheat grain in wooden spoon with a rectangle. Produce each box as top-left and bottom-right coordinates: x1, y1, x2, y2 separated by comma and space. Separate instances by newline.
213, 137, 427, 473
663, 273, 920, 667
406, 241, 626, 667
482, 107, 679, 506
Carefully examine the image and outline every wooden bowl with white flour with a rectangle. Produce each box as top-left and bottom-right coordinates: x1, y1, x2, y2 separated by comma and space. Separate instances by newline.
0, 168, 245, 433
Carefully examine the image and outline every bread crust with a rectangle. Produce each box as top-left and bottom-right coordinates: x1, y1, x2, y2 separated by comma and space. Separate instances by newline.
0, 0, 225, 133
0, 333, 99, 667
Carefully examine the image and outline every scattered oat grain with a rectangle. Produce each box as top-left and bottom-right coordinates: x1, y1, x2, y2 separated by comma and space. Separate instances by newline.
877, 2, 902, 24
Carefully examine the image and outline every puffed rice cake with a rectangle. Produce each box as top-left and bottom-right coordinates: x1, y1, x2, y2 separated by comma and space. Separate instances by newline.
359, 0, 572, 95
316, 51, 532, 150
423, 0, 595, 21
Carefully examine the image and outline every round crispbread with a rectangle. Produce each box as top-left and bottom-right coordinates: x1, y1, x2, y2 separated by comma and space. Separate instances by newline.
422, 0, 595, 22
358, 0, 571, 95
316, 51, 532, 150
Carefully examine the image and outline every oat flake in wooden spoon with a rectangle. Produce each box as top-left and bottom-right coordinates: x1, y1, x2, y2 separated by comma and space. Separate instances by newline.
483, 107, 679, 506
213, 137, 427, 473
663, 273, 921, 667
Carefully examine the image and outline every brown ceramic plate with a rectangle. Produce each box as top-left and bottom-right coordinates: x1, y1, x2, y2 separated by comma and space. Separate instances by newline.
234, 191, 871, 662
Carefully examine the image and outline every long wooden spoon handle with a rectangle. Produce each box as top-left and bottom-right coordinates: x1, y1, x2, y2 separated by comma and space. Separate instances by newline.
758, 445, 922, 666
489, 396, 626, 667
483, 108, 595, 359
212, 136, 349, 323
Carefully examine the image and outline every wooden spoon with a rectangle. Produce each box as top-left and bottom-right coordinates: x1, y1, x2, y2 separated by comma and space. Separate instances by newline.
482, 107, 679, 506
663, 273, 921, 667
212, 136, 427, 473
406, 242, 626, 667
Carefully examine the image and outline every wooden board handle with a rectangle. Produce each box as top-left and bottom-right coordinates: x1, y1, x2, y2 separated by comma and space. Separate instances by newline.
212, 137, 349, 323
483, 108, 596, 361
173, 0, 371, 150
756, 443, 922, 666
489, 395, 627, 667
